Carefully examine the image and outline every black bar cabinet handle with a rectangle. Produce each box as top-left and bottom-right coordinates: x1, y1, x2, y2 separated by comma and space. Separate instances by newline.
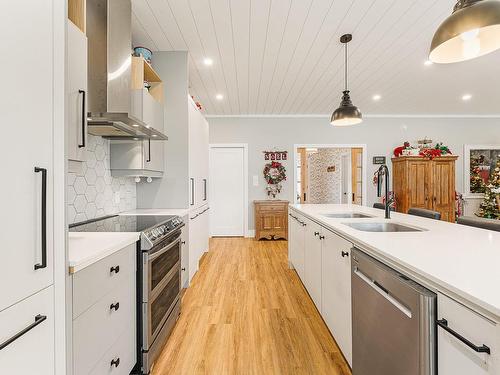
190, 178, 195, 206
34, 167, 47, 270
0, 314, 47, 351
437, 319, 491, 355
78, 89, 86, 148
110, 302, 120, 311
110, 265, 120, 274
146, 139, 151, 162
203, 179, 207, 201
110, 358, 120, 367
341, 251, 349, 257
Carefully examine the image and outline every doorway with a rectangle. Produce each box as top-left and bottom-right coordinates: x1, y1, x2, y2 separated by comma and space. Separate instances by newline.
294, 145, 367, 205
209, 144, 248, 237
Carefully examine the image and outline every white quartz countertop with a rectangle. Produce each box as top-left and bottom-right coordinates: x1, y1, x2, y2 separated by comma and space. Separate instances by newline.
120, 208, 190, 217
68, 232, 140, 274
290, 204, 500, 320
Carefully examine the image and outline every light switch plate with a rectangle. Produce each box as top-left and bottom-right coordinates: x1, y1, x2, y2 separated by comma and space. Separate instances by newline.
253, 175, 259, 186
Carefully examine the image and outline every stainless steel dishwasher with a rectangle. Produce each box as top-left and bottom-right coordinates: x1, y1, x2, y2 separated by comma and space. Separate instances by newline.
351, 248, 437, 375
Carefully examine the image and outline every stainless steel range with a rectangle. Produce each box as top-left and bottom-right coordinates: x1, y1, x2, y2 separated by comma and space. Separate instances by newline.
69, 214, 185, 374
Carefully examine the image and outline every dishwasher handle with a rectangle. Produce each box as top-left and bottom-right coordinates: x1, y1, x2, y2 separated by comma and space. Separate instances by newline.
354, 267, 412, 318
437, 319, 491, 355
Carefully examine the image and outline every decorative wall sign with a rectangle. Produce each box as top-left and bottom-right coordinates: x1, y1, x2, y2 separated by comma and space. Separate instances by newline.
373, 156, 386, 165
263, 151, 287, 161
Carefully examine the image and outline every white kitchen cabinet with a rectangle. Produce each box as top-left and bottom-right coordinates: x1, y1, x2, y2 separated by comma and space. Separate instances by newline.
131, 88, 164, 132
0, 0, 55, 313
180, 214, 189, 289
188, 204, 210, 283
67, 20, 87, 162
188, 97, 209, 209
437, 293, 499, 375
0, 286, 54, 374
321, 231, 353, 366
71, 244, 136, 375
288, 212, 306, 280
304, 220, 323, 311
288, 209, 352, 365
110, 139, 164, 177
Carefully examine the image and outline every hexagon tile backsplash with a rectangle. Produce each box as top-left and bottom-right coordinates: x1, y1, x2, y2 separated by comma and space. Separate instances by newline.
67, 135, 136, 224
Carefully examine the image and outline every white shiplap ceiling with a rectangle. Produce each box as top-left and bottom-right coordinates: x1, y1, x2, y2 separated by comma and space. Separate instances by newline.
132, 0, 500, 116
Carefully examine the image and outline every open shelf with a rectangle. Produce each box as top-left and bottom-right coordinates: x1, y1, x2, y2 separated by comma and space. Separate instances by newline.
68, 0, 86, 33
131, 56, 164, 103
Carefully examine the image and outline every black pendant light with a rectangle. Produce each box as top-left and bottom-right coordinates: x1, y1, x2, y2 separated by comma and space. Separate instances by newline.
429, 0, 500, 64
331, 34, 362, 126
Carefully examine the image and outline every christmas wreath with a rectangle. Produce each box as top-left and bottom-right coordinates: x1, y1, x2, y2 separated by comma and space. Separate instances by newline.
263, 161, 286, 185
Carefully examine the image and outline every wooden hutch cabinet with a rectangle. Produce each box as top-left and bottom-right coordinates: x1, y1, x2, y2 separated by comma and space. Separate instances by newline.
392, 156, 458, 222
254, 200, 289, 240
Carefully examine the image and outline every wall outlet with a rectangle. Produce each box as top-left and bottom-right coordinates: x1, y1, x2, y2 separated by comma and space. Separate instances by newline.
114, 192, 120, 204
253, 175, 259, 186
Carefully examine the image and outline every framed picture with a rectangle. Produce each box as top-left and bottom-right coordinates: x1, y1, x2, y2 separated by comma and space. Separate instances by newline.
464, 145, 500, 197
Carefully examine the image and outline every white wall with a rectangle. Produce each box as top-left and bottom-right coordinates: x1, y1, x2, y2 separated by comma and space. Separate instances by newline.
208, 116, 500, 230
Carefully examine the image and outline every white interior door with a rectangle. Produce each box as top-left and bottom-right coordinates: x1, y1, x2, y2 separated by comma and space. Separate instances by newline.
209, 147, 245, 236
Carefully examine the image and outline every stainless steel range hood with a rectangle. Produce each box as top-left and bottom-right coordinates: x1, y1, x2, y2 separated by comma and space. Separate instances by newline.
86, 0, 167, 140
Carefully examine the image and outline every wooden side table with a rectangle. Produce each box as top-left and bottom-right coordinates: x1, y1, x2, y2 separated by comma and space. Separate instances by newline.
254, 200, 289, 240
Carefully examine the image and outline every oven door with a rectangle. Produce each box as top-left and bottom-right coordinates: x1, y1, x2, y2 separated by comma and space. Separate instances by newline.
142, 231, 181, 350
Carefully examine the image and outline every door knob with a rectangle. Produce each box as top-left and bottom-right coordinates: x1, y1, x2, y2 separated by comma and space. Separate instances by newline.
110, 358, 120, 367
341, 251, 349, 257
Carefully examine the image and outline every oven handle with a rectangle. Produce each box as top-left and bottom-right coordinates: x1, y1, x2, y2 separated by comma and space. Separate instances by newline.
148, 236, 181, 261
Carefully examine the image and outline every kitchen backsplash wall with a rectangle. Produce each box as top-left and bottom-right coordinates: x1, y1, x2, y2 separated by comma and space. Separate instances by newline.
307, 148, 350, 204
67, 135, 136, 224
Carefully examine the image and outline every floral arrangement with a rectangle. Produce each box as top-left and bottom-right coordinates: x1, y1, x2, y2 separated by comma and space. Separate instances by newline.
263, 161, 286, 185
393, 141, 452, 159
263, 161, 286, 199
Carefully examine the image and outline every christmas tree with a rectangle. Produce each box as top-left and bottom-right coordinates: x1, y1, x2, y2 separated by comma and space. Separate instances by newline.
476, 160, 500, 219
470, 155, 485, 193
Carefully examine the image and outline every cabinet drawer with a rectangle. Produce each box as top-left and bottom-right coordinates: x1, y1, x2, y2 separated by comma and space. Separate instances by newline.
257, 204, 286, 213
0, 287, 54, 375
89, 324, 136, 375
438, 293, 499, 374
73, 275, 136, 375
73, 243, 135, 319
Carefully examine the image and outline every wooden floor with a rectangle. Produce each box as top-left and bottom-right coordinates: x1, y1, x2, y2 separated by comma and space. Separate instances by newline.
152, 238, 352, 375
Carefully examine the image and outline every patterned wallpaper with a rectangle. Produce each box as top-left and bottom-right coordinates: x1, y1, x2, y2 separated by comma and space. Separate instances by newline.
307, 148, 350, 204
67, 135, 136, 225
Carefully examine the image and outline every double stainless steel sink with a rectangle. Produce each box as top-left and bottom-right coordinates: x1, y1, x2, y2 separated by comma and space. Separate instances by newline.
320, 212, 425, 232
343, 222, 425, 232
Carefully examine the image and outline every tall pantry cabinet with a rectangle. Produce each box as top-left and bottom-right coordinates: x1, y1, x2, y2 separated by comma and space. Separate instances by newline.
136, 52, 210, 286
0, 0, 65, 373
392, 156, 458, 222
188, 97, 210, 282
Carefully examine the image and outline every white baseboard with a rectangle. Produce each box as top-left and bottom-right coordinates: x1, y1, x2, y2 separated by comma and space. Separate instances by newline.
245, 230, 255, 238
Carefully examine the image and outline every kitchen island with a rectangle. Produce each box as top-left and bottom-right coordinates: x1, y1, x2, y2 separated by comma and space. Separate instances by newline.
289, 204, 500, 374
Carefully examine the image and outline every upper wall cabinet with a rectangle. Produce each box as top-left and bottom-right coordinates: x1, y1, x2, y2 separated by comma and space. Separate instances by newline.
67, 20, 87, 163
131, 56, 164, 131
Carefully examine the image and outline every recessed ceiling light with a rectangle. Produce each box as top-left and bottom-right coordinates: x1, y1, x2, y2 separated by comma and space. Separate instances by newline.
462, 94, 472, 101
203, 57, 213, 66
215, 94, 224, 101
424, 60, 433, 66
372, 94, 382, 101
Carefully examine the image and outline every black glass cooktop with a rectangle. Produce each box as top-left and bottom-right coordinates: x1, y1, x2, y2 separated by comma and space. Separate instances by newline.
69, 215, 175, 233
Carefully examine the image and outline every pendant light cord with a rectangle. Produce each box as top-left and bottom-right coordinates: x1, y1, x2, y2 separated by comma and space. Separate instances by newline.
344, 40, 348, 91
